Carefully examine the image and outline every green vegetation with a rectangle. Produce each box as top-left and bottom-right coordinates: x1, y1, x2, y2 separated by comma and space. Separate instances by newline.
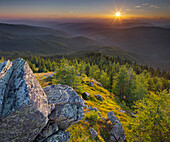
1, 53, 169, 141
127, 91, 169, 142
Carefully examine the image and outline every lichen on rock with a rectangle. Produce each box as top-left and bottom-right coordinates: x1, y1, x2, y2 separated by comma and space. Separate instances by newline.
0, 59, 84, 142
35, 85, 84, 141
0, 58, 49, 142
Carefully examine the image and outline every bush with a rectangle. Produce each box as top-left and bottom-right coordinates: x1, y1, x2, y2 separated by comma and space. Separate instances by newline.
85, 111, 99, 122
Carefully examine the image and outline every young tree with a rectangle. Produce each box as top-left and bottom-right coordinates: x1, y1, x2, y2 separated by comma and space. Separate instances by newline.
85, 63, 91, 77
0, 57, 5, 63
127, 91, 169, 142
52, 65, 82, 89
113, 66, 129, 99
99, 70, 109, 88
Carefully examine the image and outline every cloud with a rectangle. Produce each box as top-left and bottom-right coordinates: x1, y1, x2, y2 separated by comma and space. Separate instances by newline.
126, 9, 131, 11
142, 3, 148, 6
69, 11, 74, 14
136, 6, 141, 8
150, 5, 160, 8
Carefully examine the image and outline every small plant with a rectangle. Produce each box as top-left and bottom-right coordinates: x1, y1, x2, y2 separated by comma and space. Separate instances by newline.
85, 111, 99, 122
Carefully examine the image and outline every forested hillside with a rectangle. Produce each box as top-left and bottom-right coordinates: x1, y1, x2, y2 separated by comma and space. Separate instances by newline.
1, 53, 168, 141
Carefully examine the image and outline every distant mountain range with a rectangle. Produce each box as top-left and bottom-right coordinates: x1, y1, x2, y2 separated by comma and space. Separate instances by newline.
0, 22, 170, 71
51, 22, 170, 60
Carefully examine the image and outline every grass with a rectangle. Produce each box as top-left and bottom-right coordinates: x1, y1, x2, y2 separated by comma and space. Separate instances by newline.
35, 72, 131, 142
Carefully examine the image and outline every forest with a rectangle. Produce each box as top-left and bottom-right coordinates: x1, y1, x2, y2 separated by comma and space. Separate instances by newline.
0, 53, 169, 141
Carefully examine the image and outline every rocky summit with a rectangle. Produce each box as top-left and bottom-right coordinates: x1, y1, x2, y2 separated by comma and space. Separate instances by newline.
0, 59, 84, 142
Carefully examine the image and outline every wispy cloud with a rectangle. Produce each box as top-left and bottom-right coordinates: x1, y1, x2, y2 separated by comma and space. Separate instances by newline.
136, 6, 141, 8
69, 11, 74, 14
126, 9, 131, 11
142, 3, 148, 6
150, 5, 160, 8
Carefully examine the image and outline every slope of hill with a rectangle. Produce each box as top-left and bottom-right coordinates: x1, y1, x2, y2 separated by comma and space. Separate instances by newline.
51, 22, 170, 60
0, 23, 98, 57
0, 23, 68, 36
89, 27, 170, 60
66, 46, 152, 65
35, 72, 130, 142
0, 23, 170, 71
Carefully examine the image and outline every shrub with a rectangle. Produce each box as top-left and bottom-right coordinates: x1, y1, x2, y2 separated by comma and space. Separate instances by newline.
85, 111, 99, 121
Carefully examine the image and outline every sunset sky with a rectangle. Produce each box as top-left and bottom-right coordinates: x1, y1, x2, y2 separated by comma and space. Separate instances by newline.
0, 0, 170, 19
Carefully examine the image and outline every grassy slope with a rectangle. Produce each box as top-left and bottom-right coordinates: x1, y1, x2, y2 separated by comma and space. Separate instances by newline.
35, 72, 131, 142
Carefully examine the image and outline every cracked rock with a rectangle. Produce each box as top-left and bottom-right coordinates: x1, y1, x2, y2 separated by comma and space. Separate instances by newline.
35, 84, 84, 142
0, 59, 49, 142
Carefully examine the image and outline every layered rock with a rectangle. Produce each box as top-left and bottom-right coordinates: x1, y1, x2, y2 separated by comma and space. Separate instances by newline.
0, 59, 84, 142
35, 84, 84, 141
0, 59, 49, 142
107, 111, 126, 142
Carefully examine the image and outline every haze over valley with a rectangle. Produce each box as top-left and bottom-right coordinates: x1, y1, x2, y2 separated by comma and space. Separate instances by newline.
0, 19, 170, 71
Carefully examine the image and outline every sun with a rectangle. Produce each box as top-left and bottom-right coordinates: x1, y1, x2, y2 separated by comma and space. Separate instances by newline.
115, 12, 121, 17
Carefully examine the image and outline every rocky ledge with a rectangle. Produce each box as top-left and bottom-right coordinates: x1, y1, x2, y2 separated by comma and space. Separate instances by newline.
0, 59, 84, 142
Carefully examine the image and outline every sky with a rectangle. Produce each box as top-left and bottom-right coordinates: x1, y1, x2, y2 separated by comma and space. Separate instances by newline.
0, 0, 170, 19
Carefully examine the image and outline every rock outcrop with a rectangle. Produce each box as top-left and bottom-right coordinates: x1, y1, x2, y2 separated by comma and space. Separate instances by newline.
0, 59, 49, 142
35, 84, 84, 141
107, 111, 126, 142
0, 59, 84, 142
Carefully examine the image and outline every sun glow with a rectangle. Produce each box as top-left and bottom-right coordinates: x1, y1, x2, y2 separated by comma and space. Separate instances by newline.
115, 12, 121, 17
111, 10, 123, 24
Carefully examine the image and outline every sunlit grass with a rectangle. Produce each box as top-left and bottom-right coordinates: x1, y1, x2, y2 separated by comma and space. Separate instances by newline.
35, 72, 131, 141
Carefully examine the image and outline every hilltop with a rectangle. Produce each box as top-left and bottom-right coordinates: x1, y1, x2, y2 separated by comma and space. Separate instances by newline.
35, 72, 130, 142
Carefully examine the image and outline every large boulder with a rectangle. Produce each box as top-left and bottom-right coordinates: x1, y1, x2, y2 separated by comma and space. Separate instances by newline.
0, 59, 85, 142
44, 84, 84, 130
0, 59, 49, 142
107, 111, 126, 142
35, 84, 84, 141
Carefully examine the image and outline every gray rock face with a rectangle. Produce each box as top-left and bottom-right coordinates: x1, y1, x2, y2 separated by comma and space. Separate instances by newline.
44, 84, 84, 130
35, 84, 84, 141
90, 128, 98, 139
46, 131, 70, 142
107, 111, 126, 142
0, 59, 49, 142
0, 59, 84, 142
